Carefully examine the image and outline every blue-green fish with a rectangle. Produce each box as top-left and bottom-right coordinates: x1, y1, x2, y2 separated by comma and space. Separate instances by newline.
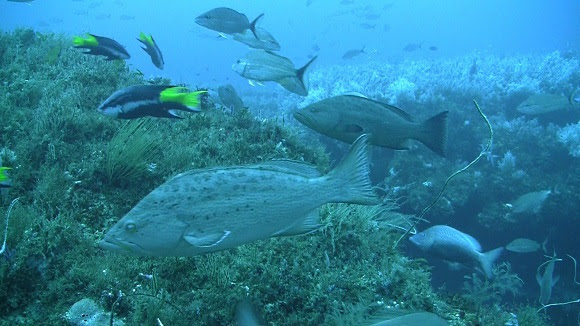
137, 32, 164, 70
73, 33, 130, 60
0, 167, 12, 188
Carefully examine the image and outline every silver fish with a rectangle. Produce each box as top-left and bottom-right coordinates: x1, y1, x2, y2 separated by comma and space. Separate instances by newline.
517, 94, 575, 115
370, 312, 448, 326
537, 253, 559, 305
100, 134, 378, 256
342, 46, 366, 59
218, 84, 245, 112
233, 27, 280, 51
232, 50, 317, 96
409, 225, 503, 278
505, 238, 540, 253
293, 93, 448, 156
509, 189, 551, 214
195, 7, 263, 38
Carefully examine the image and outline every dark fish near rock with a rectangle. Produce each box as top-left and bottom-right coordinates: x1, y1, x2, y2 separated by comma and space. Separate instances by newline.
342, 46, 366, 59
516, 94, 575, 115
232, 50, 317, 96
195, 7, 263, 38
410, 225, 503, 278
72, 33, 130, 60
509, 189, 551, 214
97, 85, 205, 119
218, 84, 245, 112
99, 134, 378, 256
137, 32, 164, 70
293, 93, 448, 156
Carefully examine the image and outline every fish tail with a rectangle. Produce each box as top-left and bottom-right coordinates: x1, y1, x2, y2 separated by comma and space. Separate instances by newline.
160, 87, 206, 111
480, 247, 503, 278
73, 34, 97, 47
295, 55, 317, 89
419, 111, 448, 157
249, 13, 264, 38
325, 134, 378, 205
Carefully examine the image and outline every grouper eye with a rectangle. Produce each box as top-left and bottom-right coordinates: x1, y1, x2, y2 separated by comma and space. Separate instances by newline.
124, 221, 137, 232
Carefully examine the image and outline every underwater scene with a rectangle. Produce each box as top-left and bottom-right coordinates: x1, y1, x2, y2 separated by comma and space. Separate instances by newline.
0, 0, 579, 325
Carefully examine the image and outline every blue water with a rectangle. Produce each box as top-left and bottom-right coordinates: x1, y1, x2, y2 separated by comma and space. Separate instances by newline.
1, 0, 579, 324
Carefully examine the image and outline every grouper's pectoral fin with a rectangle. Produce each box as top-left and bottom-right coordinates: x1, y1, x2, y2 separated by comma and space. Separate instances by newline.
184, 230, 230, 248
337, 123, 364, 133
272, 209, 322, 237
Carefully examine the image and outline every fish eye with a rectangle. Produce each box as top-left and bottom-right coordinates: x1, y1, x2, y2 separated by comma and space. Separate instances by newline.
124, 221, 137, 232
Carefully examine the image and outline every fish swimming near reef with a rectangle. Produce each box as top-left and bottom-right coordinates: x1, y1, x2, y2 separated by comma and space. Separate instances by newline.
218, 84, 245, 112
72, 33, 130, 60
537, 253, 559, 305
508, 189, 551, 214
293, 93, 448, 156
409, 225, 503, 278
137, 32, 164, 70
516, 94, 575, 115
369, 312, 448, 326
232, 50, 317, 96
232, 27, 280, 51
403, 42, 421, 52
97, 85, 206, 119
342, 46, 366, 59
505, 238, 541, 253
0, 167, 12, 188
195, 7, 263, 38
99, 134, 378, 256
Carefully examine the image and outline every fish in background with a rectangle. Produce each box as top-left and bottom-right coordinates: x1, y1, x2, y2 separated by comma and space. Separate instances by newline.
218, 84, 245, 112
537, 253, 559, 305
508, 189, 552, 214
195, 7, 263, 38
505, 238, 545, 253
232, 27, 281, 51
97, 85, 206, 119
429, 46, 438, 51
403, 42, 422, 52
293, 93, 448, 157
232, 50, 317, 96
137, 32, 164, 70
99, 134, 378, 256
72, 33, 130, 60
0, 167, 12, 188
409, 225, 503, 279
342, 46, 366, 59
517, 93, 577, 115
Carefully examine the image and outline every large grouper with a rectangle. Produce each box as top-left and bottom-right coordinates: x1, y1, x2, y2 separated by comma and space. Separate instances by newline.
294, 93, 449, 157
100, 134, 378, 256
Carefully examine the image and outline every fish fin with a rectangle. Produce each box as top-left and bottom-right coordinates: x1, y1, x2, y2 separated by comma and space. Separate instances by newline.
160, 87, 206, 111
552, 275, 559, 286
536, 272, 542, 285
166, 109, 184, 119
249, 13, 265, 38
217, 32, 228, 39
278, 76, 308, 96
184, 230, 230, 248
418, 111, 448, 157
337, 123, 364, 133
296, 55, 317, 89
479, 247, 503, 278
341, 91, 368, 98
272, 209, 321, 237
325, 134, 378, 205
253, 160, 321, 178
248, 80, 264, 87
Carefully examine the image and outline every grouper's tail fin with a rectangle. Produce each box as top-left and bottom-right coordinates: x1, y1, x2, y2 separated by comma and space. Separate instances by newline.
326, 134, 378, 205
419, 111, 448, 157
479, 247, 503, 279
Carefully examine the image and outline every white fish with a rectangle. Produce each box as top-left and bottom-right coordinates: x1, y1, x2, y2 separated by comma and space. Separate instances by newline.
505, 238, 540, 253
510, 189, 551, 214
100, 134, 378, 256
410, 225, 503, 278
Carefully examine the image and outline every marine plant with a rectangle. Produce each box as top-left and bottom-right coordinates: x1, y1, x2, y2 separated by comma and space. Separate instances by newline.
462, 262, 523, 306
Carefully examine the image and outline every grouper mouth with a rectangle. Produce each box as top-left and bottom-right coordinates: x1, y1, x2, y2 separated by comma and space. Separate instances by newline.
99, 236, 143, 255
292, 111, 315, 129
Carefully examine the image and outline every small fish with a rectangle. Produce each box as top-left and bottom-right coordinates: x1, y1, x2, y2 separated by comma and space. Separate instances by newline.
342, 46, 366, 59
218, 84, 245, 112
99, 134, 378, 256
0, 167, 12, 188
232, 50, 317, 96
7, 0, 34, 3
195, 7, 263, 38
403, 42, 421, 52
517, 94, 575, 115
409, 225, 503, 278
97, 85, 206, 119
537, 253, 559, 305
505, 238, 540, 253
359, 23, 375, 29
293, 93, 448, 156
509, 189, 551, 214
73, 33, 130, 60
232, 27, 280, 51
137, 32, 164, 70
311, 44, 320, 52
120, 14, 135, 21
428, 46, 438, 51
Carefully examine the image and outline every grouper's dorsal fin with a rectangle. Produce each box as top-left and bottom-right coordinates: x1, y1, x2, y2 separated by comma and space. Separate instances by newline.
184, 230, 230, 248
343, 94, 416, 122
252, 160, 321, 178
